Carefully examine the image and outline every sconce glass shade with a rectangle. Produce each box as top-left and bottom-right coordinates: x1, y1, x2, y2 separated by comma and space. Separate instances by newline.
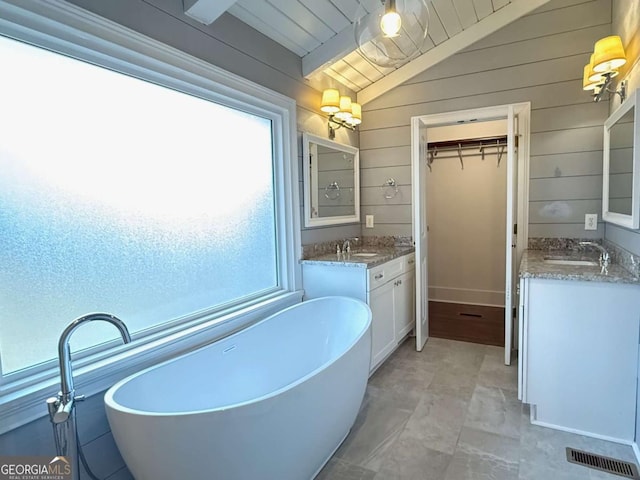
320, 88, 340, 113
593, 35, 627, 73
349, 103, 362, 125
336, 96, 353, 121
355, 0, 430, 69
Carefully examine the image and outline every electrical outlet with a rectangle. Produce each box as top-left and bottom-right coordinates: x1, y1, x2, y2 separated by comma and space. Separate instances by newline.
585, 213, 598, 230
365, 215, 374, 228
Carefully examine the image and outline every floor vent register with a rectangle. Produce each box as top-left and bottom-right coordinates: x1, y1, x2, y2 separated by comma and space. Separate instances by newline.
566, 447, 640, 479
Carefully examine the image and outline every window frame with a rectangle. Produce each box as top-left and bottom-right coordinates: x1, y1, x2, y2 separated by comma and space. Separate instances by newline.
0, 0, 302, 434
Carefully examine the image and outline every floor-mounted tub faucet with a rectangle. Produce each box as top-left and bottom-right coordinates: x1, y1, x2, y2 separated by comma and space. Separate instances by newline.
50, 313, 131, 423
47, 313, 131, 480
50, 313, 131, 424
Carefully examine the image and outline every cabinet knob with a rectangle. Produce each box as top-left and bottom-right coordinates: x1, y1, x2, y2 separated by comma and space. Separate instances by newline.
408, 259, 415, 265
375, 273, 384, 280
398, 279, 402, 285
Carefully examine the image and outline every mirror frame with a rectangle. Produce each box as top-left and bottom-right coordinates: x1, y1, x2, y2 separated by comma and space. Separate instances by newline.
603, 88, 640, 229
302, 132, 360, 228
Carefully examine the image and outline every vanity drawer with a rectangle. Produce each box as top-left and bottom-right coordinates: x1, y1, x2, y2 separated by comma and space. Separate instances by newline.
368, 257, 403, 290
403, 253, 416, 271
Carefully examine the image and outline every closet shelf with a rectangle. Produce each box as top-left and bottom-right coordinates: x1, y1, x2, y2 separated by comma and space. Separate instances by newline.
426, 135, 509, 170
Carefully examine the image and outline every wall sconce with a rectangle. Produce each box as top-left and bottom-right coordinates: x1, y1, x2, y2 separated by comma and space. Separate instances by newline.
583, 35, 627, 102
321, 88, 362, 140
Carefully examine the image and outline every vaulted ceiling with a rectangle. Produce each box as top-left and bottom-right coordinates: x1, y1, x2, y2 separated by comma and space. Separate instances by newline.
183, 0, 551, 104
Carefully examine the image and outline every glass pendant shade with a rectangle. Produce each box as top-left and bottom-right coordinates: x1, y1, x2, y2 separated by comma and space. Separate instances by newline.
592, 35, 627, 73
355, 0, 430, 69
321, 88, 340, 113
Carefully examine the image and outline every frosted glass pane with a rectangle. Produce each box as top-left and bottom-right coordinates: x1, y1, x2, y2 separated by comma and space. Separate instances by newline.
0, 36, 277, 374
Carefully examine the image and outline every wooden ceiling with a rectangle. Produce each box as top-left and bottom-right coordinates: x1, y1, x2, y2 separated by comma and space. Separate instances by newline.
184, 0, 551, 103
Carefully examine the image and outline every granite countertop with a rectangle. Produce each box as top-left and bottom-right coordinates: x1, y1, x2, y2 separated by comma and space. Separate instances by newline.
301, 246, 415, 269
519, 249, 639, 285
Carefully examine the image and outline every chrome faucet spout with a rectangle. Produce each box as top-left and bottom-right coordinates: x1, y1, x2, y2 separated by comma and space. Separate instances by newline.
578, 241, 610, 268
53, 313, 131, 424
342, 237, 360, 255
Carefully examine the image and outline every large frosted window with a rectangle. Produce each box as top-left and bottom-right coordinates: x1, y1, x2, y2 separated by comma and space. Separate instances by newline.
0, 35, 278, 375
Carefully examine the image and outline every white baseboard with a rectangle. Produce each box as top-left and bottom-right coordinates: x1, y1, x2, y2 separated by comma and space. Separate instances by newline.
529, 418, 634, 446
633, 442, 640, 464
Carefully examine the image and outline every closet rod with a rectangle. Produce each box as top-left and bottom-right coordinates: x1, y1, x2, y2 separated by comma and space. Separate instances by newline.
428, 150, 506, 160
427, 135, 508, 153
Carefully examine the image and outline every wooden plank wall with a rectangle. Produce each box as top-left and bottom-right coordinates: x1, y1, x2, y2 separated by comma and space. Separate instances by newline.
360, 0, 611, 239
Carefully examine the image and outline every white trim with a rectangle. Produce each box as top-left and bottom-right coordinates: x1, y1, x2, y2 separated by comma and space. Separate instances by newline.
357, 0, 551, 105
0, 0, 301, 433
633, 442, 640, 464
530, 417, 635, 446
410, 102, 531, 359
184, 0, 238, 25
302, 133, 361, 228
301, 10, 374, 79
602, 88, 640, 230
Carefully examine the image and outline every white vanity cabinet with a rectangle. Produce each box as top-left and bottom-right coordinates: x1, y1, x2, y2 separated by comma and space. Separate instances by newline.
518, 276, 640, 442
302, 252, 415, 373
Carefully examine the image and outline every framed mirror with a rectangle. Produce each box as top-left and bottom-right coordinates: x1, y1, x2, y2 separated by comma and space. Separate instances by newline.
303, 133, 360, 228
603, 88, 640, 229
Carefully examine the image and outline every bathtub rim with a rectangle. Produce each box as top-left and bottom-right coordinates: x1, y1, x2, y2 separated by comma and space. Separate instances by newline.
104, 296, 371, 417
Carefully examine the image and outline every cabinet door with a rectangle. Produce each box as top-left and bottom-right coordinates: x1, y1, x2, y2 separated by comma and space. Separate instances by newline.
368, 279, 396, 373
394, 270, 415, 342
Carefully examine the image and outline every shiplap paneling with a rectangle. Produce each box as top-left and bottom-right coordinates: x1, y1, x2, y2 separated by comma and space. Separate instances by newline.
606, 224, 640, 256
529, 175, 602, 201
411, 23, 610, 84
530, 126, 603, 156
361, 80, 591, 131
529, 151, 604, 178
361, 185, 412, 205
529, 199, 602, 223
365, 53, 587, 111
359, 146, 412, 168
361, 165, 412, 187
530, 102, 609, 133
529, 222, 604, 238
465, 0, 611, 53
432, 0, 464, 37
427, 3, 452, 45
361, 204, 414, 224
359, 0, 610, 239
473, 0, 495, 19
453, 0, 480, 29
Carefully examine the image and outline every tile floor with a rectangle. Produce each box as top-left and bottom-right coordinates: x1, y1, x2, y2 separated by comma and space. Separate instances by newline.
316, 337, 638, 480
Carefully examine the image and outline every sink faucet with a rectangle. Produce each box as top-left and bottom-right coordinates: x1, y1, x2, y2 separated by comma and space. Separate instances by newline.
342, 237, 359, 255
578, 241, 611, 269
50, 313, 131, 424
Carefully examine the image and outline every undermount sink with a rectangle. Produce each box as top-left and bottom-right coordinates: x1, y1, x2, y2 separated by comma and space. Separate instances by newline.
351, 252, 378, 257
543, 257, 599, 266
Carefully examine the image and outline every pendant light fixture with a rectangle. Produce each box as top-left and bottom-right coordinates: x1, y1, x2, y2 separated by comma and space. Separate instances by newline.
354, 0, 429, 69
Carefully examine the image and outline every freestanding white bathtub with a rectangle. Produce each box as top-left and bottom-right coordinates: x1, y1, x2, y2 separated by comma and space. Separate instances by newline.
104, 296, 372, 480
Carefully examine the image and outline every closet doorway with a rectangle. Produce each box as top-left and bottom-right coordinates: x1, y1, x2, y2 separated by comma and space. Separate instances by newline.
411, 104, 530, 365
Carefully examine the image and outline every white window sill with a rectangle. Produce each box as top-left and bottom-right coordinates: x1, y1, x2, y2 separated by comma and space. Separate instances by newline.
0, 290, 303, 435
